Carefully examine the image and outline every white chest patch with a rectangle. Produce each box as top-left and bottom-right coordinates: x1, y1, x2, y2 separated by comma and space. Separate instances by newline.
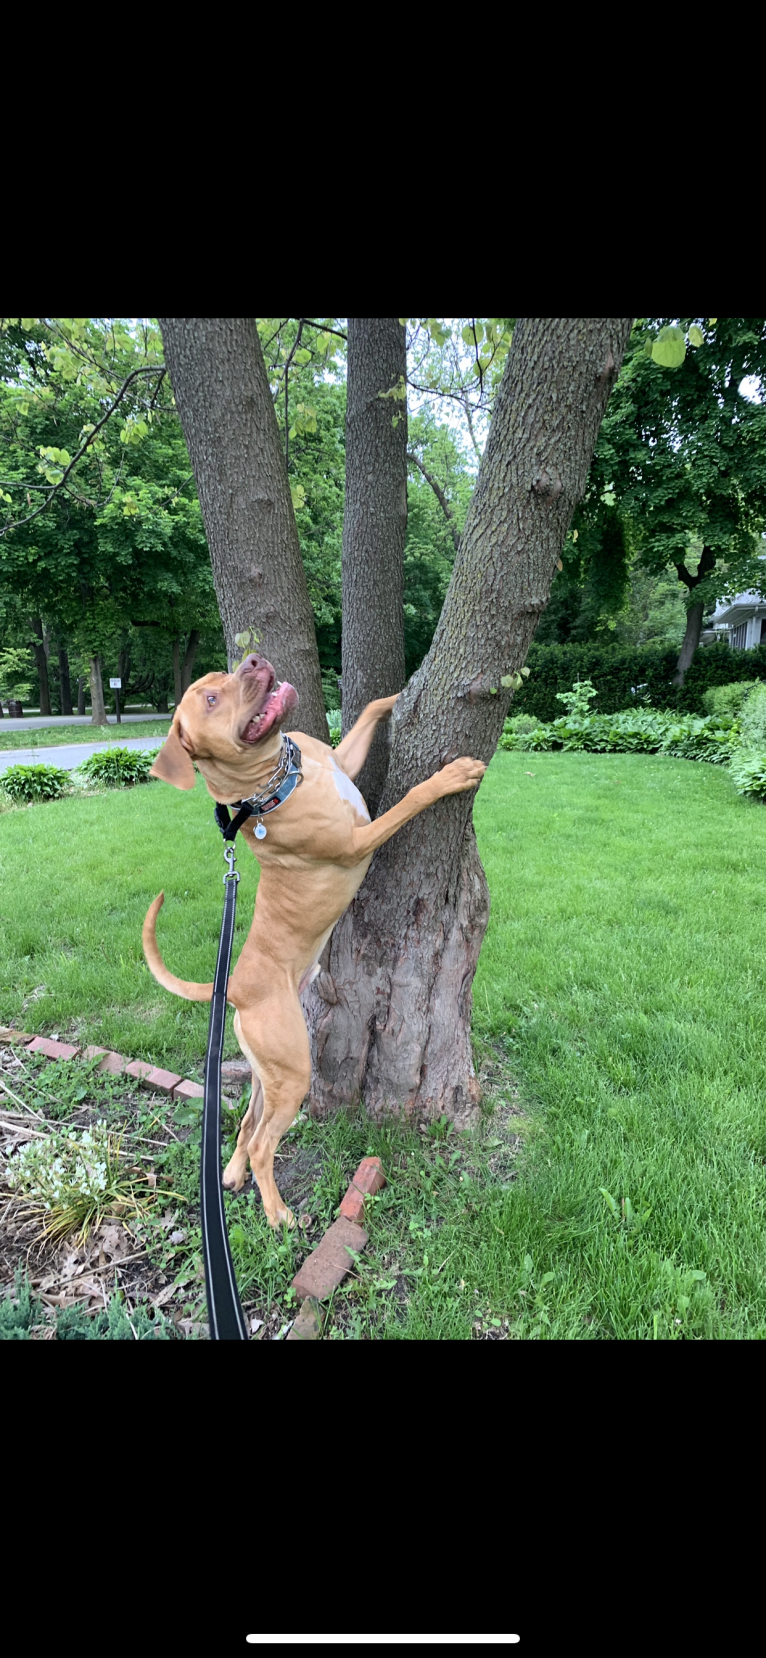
330, 758, 370, 820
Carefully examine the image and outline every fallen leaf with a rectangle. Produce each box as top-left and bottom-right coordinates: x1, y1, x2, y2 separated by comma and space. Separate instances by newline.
250, 1316, 263, 1334
168, 1229, 186, 1245
153, 1282, 179, 1309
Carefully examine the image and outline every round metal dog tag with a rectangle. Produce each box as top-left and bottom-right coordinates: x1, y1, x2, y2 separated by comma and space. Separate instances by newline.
255, 821, 267, 839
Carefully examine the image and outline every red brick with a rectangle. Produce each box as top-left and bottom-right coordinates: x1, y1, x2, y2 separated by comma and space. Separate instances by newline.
221, 1059, 251, 1085
351, 1155, 386, 1196
125, 1059, 154, 1083
285, 1299, 322, 1341
96, 1051, 126, 1076
145, 1066, 182, 1095
27, 1036, 80, 1061
339, 1186, 367, 1226
173, 1079, 204, 1101
291, 1216, 368, 1302
81, 1045, 126, 1076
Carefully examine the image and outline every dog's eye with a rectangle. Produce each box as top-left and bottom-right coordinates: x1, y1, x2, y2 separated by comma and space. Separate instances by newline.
206, 695, 217, 707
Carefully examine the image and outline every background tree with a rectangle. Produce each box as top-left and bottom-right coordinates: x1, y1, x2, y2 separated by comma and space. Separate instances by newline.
0, 319, 224, 716
594, 318, 766, 683
300, 319, 633, 1122
341, 318, 408, 813
158, 317, 328, 741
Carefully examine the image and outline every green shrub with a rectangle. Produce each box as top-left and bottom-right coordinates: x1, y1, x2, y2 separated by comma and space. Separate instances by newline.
56, 1294, 172, 1340
738, 684, 766, 750
326, 709, 342, 747
702, 680, 757, 718
498, 708, 736, 763
1, 762, 70, 803
78, 746, 159, 787
0, 1270, 42, 1338
729, 749, 766, 802
503, 713, 542, 736
555, 678, 598, 717
321, 670, 341, 712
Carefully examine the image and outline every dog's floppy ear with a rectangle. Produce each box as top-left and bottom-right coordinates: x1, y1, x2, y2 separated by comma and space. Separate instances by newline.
150, 724, 196, 790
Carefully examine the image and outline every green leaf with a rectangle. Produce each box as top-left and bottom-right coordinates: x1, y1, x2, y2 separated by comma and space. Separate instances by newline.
688, 325, 704, 347
599, 1187, 620, 1219
294, 349, 311, 365
651, 326, 686, 369
461, 324, 476, 346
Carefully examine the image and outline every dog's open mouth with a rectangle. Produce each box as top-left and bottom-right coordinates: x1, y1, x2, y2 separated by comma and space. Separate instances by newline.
240, 679, 299, 745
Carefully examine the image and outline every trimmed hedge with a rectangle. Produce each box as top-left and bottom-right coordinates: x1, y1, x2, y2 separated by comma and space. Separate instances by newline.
512, 641, 766, 721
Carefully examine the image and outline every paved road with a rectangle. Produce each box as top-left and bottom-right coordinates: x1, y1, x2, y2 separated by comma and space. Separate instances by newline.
0, 713, 170, 732
0, 735, 165, 774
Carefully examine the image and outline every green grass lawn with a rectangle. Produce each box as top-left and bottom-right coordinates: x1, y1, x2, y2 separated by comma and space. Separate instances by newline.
2, 751, 766, 1339
0, 720, 171, 751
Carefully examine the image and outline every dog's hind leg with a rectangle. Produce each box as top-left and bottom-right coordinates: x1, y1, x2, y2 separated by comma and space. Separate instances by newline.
222, 1009, 264, 1194
238, 989, 312, 1228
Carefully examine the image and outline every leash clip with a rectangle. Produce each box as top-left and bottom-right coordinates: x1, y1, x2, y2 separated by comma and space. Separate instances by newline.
223, 842, 240, 885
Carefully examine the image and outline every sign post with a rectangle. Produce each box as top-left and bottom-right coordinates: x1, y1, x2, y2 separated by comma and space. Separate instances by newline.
109, 677, 122, 724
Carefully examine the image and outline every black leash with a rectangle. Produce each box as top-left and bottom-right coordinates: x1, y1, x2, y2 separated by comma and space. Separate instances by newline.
200, 837, 248, 1341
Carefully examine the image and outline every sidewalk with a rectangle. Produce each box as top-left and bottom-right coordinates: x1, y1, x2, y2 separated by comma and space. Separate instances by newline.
0, 713, 171, 732
0, 735, 165, 774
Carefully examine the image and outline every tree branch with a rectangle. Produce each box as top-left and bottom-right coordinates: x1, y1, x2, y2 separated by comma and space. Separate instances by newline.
0, 365, 165, 537
406, 451, 460, 552
676, 544, 716, 590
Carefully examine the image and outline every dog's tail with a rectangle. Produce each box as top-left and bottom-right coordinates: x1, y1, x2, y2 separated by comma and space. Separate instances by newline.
142, 893, 219, 1003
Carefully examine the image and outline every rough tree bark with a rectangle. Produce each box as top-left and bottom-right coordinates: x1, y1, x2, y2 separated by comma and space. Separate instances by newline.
303, 318, 634, 1124
158, 318, 327, 740
77, 676, 86, 715
342, 319, 408, 814
89, 655, 107, 725
30, 618, 51, 715
673, 545, 716, 686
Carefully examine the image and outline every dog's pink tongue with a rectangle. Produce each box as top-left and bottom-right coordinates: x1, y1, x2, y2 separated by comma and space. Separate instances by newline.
276, 681, 298, 714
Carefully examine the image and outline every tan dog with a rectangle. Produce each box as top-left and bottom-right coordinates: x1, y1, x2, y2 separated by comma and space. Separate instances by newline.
144, 653, 486, 1227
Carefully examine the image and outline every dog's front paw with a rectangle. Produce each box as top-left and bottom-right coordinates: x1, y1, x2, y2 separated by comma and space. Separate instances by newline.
438, 757, 487, 794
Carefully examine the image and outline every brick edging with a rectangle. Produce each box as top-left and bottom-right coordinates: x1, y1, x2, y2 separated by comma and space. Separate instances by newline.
2, 1029, 387, 1343
0, 1029, 203, 1102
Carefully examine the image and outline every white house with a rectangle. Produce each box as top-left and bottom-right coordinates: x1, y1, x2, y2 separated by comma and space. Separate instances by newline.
702, 555, 766, 649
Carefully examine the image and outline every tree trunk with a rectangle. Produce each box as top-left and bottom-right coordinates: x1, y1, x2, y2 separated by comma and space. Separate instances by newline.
89, 655, 107, 725
77, 676, 86, 716
31, 618, 51, 715
158, 318, 327, 740
172, 636, 182, 709
182, 628, 200, 693
58, 644, 73, 716
342, 319, 408, 814
303, 317, 634, 1124
673, 598, 705, 686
